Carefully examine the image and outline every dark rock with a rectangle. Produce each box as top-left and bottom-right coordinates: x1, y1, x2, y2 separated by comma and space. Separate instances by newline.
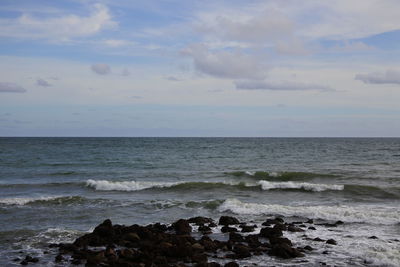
308, 226, 316, 230
259, 227, 282, 238
306, 219, 314, 224
326, 239, 337, 245
304, 245, 313, 251
313, 237, 325, 242
262, 217, 284, 226
173, 219, 192, 235
219, 216, 240, 225
269, 243, 304, 259
245, 235, 261, 248
287, 225, 304, 232
335, 220, 344, 225
221, 226, 238, 233
233, 244, 251, 258
208, 222, 217, 228
191, 253, 208, 263
240, 225, 256, 233
198, 225, 212, 234
228, 232, 244, 242
224, 262, 239, 267
269, 236, 292, 246
369, 236, 378, 239
55, 254, 64, 262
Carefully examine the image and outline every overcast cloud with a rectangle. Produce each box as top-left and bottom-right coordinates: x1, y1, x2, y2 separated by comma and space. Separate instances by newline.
355, 70, 400, 85
0, 82, 27, 93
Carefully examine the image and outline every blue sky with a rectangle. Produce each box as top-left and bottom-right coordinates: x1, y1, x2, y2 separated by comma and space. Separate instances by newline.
1, 0, 400, 136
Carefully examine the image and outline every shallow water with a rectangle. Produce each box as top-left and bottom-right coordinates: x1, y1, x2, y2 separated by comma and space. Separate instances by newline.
0, 137, 399, 266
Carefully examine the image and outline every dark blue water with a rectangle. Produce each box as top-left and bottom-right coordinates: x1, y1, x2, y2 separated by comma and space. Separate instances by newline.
1, 138, 399, 266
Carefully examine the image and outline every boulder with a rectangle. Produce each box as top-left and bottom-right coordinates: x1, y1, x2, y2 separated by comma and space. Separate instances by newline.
218, 216, 240, 225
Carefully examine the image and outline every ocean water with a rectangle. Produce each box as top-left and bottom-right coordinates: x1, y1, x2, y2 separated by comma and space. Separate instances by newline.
0, 137, 399, 266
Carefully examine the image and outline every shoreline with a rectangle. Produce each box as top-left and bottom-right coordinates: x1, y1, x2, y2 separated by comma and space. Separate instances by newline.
16, 216, 347, 266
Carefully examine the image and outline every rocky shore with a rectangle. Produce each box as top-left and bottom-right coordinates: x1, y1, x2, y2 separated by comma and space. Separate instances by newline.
20, 216, 343, 266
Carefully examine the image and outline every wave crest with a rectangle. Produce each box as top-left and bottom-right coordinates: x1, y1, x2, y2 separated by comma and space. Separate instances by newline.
218, 198, 400, 225
257, 180, 344, 192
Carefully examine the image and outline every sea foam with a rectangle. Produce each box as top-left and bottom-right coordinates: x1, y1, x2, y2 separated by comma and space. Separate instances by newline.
0, 196, 65, 206
86, 179, 182, 191
218, 198, 400, 225
257, 180, 344, 192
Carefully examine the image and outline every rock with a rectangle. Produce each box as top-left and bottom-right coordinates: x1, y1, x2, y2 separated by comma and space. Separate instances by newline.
259, 227, 282, 238
335, 220, 344, 225
191, 253, 208, 263
269, 236, 292, 246
287, 225, 304, 232
221, 226, 238, 233
219, 216, 240, 225
198, 225, 212, 234
173, 219, 192, 235
20, 255, 39, 265
228, 232, 244, 243
245, 234, 261, 248
208, 222, 217, 227
369, 236, 378, 239
224, 262, 239, 267
55, 254, 64, 262
326, 239, 337, 245
304, 245, 313, 251
313, 237, 325, 242
125, 232, 140, 242
192, 243, 205, 252
269, 243, 304, 259
306, 219, 314, 224
262, 217, 284, 226
240, 225, 256, 233
308, 226, 316, 230
93, 219, 114, 238
233, 244, 251, 258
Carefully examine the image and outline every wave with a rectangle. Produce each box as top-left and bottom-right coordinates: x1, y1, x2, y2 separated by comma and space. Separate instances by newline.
218, 198, 400, 225
226, 170, 337, 181
0, 196, 86, 206
257, 180, 344, 192
86, 179, 343, 193
0, 182, 80, 189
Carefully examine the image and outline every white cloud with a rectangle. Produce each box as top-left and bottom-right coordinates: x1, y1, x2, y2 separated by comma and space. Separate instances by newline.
0, 4, 116, 40
102, 39, 134, 47
182, 44, 268, 80
91, 63, 111, 75
355, 70, 400, 84
235, 80, 333, 91
0, 82, 26, 93
196, 9, 293, 44
36, 78, 51, 87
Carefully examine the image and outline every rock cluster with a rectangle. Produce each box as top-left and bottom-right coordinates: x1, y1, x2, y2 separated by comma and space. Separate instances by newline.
38, 216, 338, 266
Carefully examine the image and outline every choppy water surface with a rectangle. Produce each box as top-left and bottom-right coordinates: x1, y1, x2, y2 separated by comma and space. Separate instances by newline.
0, 137, 399, 266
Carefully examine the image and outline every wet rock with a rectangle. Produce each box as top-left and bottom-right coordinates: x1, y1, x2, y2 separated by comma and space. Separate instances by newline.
262, 217, 284, 226
221, 226, 238, 233
125, 232, 140, 242
55, 254, 64, 262
326, 239, 337, 245
306, 219, 314, 224
269, 236, 292, 246
369, 236, 378, 239
233, 244, 251, 258
219, 216, 240, 226
208, 222, 217, 228
287, 225, 304, 232
20, 255, 39, 265
308, 226, 316, 230
335, 220, 344, 225
245, 234, 261, 248
198, 225, 212, 234
269, 243, 304, 259
173, 219, 192, 235
192, 243, 205, 252
228, 232, 244, 243
259, 227, 283, 238
240, 225, 256, 233
313, 237, 325, 242
304, 245, 313, 251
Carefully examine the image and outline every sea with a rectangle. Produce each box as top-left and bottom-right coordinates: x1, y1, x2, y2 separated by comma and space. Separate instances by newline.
0, 137, 399, 266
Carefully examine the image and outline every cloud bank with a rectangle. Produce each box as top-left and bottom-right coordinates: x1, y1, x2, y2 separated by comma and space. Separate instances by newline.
0, 82, 27, 93
235, 80, 333, 91
355, 70, 400, 85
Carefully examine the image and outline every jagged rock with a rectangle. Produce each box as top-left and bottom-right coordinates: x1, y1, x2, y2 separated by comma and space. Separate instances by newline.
326, 239, 337, 245
240, 225, 256, 233
221, 226, 238, 233
173, 219, 192, 235
228, 232, 244, 242
269, 243, 304, 259
259, 227, 283, 238
233, 244, 251, 258
188, 217, 214, 225
287, 225, 304, 232
219, 216, 240, 225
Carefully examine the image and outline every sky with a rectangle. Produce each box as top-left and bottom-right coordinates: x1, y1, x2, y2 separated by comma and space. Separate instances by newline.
1, 0, 400, 137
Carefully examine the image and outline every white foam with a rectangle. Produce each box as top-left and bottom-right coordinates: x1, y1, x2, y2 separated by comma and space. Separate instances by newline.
0, 196, 62, 205
218, 198, 400, 225
257, 180, 344, 192
86, 179, 182, 191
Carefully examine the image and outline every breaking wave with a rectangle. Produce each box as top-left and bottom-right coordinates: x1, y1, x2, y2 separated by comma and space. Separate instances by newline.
218, 198, 400, 225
